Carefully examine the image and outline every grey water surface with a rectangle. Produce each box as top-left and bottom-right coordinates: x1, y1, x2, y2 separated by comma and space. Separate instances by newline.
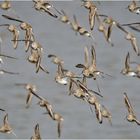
0, 1, 140, 139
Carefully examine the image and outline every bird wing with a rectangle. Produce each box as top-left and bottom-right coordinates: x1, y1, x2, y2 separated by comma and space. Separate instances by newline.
123, 92, 135, 115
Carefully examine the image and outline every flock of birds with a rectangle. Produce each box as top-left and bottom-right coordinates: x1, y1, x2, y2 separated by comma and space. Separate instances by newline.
0, 0, 140, 139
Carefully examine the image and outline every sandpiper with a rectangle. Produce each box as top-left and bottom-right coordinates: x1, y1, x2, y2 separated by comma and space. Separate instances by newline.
33, 0, 58, 18
0, 0, 11, 10
28, 49, 49, 74
76, 79, 103, 97
38, 99, 54, 119
125, 32, 140, 56
29, 89, 54, 119
103, 17, 116, 46
52, 112, 64, 138
31, 123, 41, 140
127, 0, 140, 14
15, 83, 37, 108
101, 105, 112, 125
121, 52, 137, 77
0, 24, 19, 49
2, 14, 35, 52
123, 92, 140, 125
0, 113, 16, 137
54, 64, 68, 85
57, 9, 70, 24
48, 54, 64, 66
81, 0, 97, 30
70, 15, 94, 40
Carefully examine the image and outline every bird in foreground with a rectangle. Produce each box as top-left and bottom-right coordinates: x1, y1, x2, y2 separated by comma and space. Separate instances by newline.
30, 123, 41, 140
0, 113, 16, 137
123, 92, 140, 125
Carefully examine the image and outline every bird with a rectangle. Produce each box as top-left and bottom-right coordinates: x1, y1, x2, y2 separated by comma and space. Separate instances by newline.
38, 99, 54, 119
0, 24, 19, 49
28, 49, 49, 74
15, 83, 37, 108
33, 0, 58, 18
48, 54, 64, 66
0, 0, 11, 10
2, 14, 35, 52
123, 92, 140, 125
0, 113, 16, 137
81, 0, 97, 30
76, 79, 103, 98
125, 32, 140, 56
70, 15, 94, 40
76, 45, 112, 92
54, 64, 68, 85
101, 105, 112, 125
57, 9, 70, 24
30, 123, 41, 140
29, 89, 54, 119
102, 15, 140, 56
127, 0, 140, 14
52, 112, 64, 138
121, 52, 137, 77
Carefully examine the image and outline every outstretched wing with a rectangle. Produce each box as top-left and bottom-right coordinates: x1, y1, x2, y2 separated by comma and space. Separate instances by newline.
123, 92, 135, 115
125, 52, 130, 70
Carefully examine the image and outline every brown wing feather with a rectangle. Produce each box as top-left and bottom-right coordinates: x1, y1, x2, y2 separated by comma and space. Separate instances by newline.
123, 92, 135, 115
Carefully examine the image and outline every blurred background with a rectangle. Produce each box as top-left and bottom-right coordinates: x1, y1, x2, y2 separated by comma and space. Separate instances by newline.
0, 1, 140, 139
